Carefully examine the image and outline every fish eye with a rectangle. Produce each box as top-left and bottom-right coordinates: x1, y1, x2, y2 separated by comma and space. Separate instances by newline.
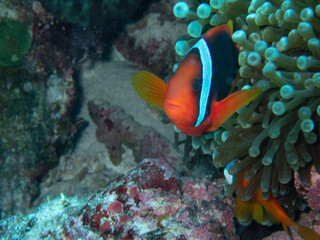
192, 78, 202, 93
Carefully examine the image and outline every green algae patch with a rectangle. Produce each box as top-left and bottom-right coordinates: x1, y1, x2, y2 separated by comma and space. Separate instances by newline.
0, 17, 33, 66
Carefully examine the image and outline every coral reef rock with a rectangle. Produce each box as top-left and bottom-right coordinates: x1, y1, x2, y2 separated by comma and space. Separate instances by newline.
295, 165, 320, 210
0, 158, 236, 240
115, 0, 187, 76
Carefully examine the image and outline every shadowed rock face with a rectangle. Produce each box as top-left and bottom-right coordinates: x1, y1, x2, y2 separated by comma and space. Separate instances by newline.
88, 101, 180, 166
39, 0, 145, 26
0, 1, 79, 217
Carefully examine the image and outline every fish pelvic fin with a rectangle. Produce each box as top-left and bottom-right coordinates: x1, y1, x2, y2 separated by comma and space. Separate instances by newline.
131, 71, 168, 111
210, 88, 262, 131
290, 222, 320, 240
282, 224, 294, 240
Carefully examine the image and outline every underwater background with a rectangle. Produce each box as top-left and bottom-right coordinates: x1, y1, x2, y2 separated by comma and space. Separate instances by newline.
0, 0, 320, 239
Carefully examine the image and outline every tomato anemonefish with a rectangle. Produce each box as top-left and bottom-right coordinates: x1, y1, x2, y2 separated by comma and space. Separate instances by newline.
224, 160, 320, 240
131, 21, 262, 136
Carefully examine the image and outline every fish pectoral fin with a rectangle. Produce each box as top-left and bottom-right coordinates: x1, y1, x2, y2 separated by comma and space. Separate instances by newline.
210, 88, 262, 130
131, 71, 168, 111
204, 124, 216, 133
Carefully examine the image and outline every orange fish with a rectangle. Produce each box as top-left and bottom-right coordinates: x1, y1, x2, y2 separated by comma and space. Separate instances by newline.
131, 21, 262, 136
224, 161, 320, 240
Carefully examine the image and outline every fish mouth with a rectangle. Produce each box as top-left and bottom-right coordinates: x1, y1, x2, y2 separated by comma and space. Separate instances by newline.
164, 100, 183, 113
166, 103, 181, 110
164, 101, 197, 125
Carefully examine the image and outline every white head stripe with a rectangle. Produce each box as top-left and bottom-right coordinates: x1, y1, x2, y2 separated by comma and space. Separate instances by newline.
188, 38, 212, 127
224, 160, 239, 185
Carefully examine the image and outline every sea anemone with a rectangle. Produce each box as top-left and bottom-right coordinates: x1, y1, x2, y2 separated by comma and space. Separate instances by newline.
173, 0, 320, 204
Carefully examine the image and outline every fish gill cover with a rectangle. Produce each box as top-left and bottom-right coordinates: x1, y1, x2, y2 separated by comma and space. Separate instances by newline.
173, 0, 320, 212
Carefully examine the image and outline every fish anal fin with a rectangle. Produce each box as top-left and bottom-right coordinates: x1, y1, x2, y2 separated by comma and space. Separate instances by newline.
210, 88, 262, 130
264, 209, 280, 226
131, 71, 167, 111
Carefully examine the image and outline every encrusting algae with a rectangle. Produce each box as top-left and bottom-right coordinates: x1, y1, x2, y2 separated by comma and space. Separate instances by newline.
172, 0, 320, 239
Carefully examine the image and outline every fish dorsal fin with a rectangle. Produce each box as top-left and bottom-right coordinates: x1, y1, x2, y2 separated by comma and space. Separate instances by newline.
227, 20, 233, 35
131, 71, 168, 111
225, 20, 242, 53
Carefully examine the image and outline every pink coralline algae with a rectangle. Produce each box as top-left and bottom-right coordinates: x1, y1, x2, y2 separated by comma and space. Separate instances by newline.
88, 101, 179, 165
295, 165, 320, 210
80, 158, 236, 240
1, 158, 236, 239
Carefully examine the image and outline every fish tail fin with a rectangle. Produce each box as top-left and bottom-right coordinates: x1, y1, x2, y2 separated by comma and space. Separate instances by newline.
131, 71, 168, 111
225, 19, 241, 52
205, 20, 234, 40
290, 222, 320, 240
210, 88, 262, 131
